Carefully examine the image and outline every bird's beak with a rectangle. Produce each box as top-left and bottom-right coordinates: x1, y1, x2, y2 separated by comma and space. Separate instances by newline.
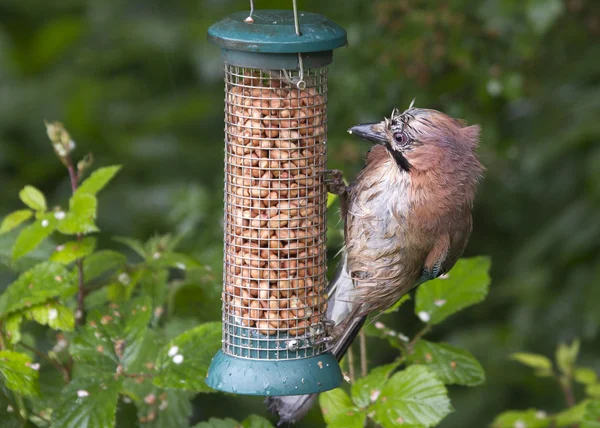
348, 122, 387, 145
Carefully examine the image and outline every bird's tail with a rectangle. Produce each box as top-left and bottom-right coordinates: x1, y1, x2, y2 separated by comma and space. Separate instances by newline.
265, 254, 366, 425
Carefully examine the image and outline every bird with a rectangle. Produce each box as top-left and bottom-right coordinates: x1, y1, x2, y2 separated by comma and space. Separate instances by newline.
265, 104, 484, 425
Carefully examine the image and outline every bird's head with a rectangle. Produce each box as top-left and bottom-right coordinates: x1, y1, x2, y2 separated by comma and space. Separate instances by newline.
348, 102, 482, 175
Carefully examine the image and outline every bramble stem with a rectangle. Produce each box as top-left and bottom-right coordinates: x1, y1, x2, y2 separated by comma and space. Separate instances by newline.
359, 329, 368, 377
65, 159, 85, 326
347, 344, 356, 383
18, 342, 70, 383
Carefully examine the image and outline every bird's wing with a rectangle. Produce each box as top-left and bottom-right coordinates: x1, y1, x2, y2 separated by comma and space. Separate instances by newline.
419, 208, 473, 282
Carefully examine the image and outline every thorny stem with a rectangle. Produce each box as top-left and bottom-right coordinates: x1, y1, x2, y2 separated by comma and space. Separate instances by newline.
558, 375, 578, 428
408, 324, 432, 352
65, 160, 85, 326
18, 342, 70, 383
359, 329, 368, 377
347, 344, 356, 383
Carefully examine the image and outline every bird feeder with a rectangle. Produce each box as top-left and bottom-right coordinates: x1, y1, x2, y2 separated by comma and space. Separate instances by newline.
205, 7, 346, 396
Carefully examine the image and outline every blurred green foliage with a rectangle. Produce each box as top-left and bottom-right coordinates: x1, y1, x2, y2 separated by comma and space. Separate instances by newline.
1, 0, 599, 426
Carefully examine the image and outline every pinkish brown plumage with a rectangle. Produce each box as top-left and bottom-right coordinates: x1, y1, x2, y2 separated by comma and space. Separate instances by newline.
266, 106, 484, 424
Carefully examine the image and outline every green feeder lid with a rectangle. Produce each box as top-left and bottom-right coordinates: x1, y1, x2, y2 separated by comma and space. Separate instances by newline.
208, 10, 347, 69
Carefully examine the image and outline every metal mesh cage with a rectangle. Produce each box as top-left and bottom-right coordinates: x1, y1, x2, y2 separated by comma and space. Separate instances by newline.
222, 65, 329, 360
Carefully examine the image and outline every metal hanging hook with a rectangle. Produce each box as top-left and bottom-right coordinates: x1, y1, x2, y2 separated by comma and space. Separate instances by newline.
245, 0, 254, 23
292, 0, 305, 90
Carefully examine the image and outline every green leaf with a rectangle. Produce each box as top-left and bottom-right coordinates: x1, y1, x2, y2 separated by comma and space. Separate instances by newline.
49, 237, 96, 264
57, 193, 99, 235
12, 214, 57, 261
4, 302, 73, 345
0, 210, 33, 235
106, 268, 143, 303
586, 384, 600, 399
371, 365, 453, 427
70, 297, 153, 373
113, 236, 148, 259
415, 257, 491, 325
4, 313, 23, 345
82, 250, 127, 282
193, 418, 240, 428
0, 262, 73, 317
153, 322, 222, 392
52, 376, 122, 428
0, 351, 39, 397
582, 400, 600, 428
407, 340, 485, 386
24, 301, 75, 332
351, 362, 400, 408
491, 409, 551, 428
556, 339, 580, 376
511, 353, 554, 377
132, 388, 193, 428
140, 268, 169, 309
241, 415, 274, 428
320, 388, 367, 428
19, 185, 47, 212
555, 400, 589, 426
327, 193, 338, 208
76, 165, 122, 196
576, 368, 598, 386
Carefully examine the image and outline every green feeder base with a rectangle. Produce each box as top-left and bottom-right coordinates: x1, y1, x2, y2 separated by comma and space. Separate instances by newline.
205, 350, 342, 396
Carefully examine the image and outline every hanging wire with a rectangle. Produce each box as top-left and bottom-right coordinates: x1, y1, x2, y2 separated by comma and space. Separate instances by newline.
292, 0, 302, 36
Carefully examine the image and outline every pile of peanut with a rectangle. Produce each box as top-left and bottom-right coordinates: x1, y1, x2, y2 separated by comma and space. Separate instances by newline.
223, 71, 328, 337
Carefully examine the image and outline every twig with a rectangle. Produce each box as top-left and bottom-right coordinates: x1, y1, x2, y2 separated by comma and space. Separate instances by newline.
359, 330, 368, 377
18, 342, 70, 383
347, 344, 356, 383
407, 324, 432, 352
65, 158, 85, 326
557, 375, 578, 428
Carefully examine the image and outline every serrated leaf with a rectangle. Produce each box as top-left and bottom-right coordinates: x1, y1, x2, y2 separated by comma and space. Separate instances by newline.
141, 268, 169, 309
491, 409, 551, 428
153, 322, 221, 392
153, 252, 201, 271
407, 340, 485, 386
76, 165, 122, 196
0, 262, 73, 317
82, 250, 127, 282
320, 388, 366, 428
193, 418, 239, 428
70, 297, 153, 373
511, 353, 553, 373
587, 384, 600, 398
415, 257, 491, 325
57, 193, 99, 235
134, 388, 193, 428
52, 376, 122, 428
19, 186, 47, 212
0, 210, 33, 235
12, 214, 57, 261
4, 313, 23, 345
0, 351, 39, 397
576, 368, 598, 386
556, 340, 580, 376
371, 365, 452, 428
556, 400, 589, 426
106, 268, 143, 303
351, 362, 400, 408
582, 400, 600, 428
24, 302, 75, 332
113, 236, 148, 259
49, 237, 96, 264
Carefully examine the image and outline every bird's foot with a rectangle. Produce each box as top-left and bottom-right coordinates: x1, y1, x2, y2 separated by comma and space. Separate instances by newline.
323, 169, 347, 196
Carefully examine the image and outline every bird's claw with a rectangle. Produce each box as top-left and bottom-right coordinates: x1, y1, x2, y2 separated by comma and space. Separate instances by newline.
323, 169, 346, 196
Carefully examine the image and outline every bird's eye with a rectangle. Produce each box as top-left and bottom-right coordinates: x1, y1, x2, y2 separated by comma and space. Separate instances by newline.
393, 132, 408, 145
